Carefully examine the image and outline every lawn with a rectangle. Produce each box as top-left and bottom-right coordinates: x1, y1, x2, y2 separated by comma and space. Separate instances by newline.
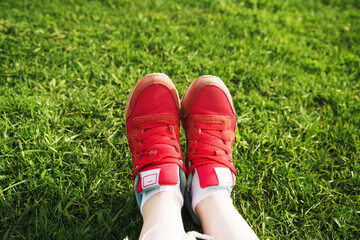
0, 0, 359, 239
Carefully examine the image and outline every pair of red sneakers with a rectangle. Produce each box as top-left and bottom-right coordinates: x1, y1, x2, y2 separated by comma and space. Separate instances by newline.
126, 73, 236, 222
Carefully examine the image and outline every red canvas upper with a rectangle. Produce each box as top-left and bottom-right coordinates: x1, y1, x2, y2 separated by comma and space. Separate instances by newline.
181, 76, 237, 188
185, 85, 236, 130
126, 74, 186, 194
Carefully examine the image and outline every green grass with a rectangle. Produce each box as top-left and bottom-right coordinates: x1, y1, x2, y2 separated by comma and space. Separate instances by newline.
1, 0, 359, 239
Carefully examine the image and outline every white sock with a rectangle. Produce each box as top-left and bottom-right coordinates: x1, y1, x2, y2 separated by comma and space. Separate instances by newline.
191, 170, 233, 212
140, 183, 183, 214
185, 231, 215, 240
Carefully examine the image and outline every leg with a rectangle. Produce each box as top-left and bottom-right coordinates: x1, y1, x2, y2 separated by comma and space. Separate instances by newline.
125, 73, 187, 240
196, 193, 258, 240
181, 75, 259, 240
140, 192, 185, 240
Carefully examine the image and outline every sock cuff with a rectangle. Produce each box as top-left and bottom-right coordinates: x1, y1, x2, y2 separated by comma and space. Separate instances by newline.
191, 170, 233, 213
140, 184, 184, 214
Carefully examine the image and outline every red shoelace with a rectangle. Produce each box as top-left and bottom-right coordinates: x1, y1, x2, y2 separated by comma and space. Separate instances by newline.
187, 122, 236, 175
132, 121, 185, 179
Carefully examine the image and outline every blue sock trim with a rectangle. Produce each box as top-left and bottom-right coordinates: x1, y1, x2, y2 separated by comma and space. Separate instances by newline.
184, 172, 202, 226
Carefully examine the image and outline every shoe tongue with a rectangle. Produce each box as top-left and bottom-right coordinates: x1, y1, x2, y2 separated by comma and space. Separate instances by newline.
136, 144, 181, 195
136, 163, 180, 194
195, 162, 235, 188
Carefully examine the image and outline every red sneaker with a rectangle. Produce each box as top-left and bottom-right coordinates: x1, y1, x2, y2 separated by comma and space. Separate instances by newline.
126, 73, 186, 207
181, 75, 237, 223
